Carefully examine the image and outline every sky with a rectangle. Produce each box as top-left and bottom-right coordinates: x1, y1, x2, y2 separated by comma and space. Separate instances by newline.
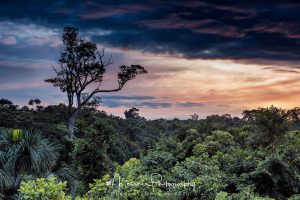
0, 0, 300, 119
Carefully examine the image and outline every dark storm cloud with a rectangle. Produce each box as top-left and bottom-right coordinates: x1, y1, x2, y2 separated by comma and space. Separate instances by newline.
0, 0, 300, 62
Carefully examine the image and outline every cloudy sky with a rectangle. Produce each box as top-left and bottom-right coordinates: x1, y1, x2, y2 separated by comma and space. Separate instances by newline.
1, 1, 300, 119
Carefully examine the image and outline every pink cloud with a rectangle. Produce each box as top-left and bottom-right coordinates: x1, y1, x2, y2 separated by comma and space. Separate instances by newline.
250, 21, 300, 39
140, 13, 215, 29
195, 25, 245, 38
0, 36, 17, 45
139, 13, 245, 38
81, 4, 153, 19
215, 5, 256, 16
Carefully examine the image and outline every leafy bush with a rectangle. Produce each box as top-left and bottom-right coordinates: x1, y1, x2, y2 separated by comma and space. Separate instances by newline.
18, 177, 71, 200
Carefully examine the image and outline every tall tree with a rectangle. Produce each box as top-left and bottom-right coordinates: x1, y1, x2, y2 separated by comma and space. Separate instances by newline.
45, 27, 147, 138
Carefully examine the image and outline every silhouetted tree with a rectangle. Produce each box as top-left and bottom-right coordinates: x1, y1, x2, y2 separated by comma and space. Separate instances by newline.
124, 107, 140, 119
45, 27, 147, 138
28, 99, 41, 106
0, 99, 13, 108
28, 99, 41, 110
287, 107, 300, 123
190, 114, 199, 121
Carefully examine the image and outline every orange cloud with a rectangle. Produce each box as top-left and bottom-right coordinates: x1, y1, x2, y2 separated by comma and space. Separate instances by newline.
93, 46, 300, 118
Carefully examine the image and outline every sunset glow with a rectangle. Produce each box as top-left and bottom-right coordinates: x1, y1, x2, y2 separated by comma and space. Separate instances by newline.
1, 1, 300, 118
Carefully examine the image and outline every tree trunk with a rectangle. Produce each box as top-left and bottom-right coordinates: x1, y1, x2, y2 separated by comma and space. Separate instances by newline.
68, 116, 76, 140
68, 106, 81, 140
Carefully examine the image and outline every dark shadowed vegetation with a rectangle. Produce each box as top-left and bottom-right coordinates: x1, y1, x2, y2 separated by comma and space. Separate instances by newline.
1, 101, 300, 199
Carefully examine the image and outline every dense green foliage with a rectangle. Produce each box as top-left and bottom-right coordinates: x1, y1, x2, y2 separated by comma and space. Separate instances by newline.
1, 100, 300, 199
18, 177, 71, 200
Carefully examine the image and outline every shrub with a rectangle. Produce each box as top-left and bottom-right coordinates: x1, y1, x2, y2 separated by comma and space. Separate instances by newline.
18, 177, 71, 200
